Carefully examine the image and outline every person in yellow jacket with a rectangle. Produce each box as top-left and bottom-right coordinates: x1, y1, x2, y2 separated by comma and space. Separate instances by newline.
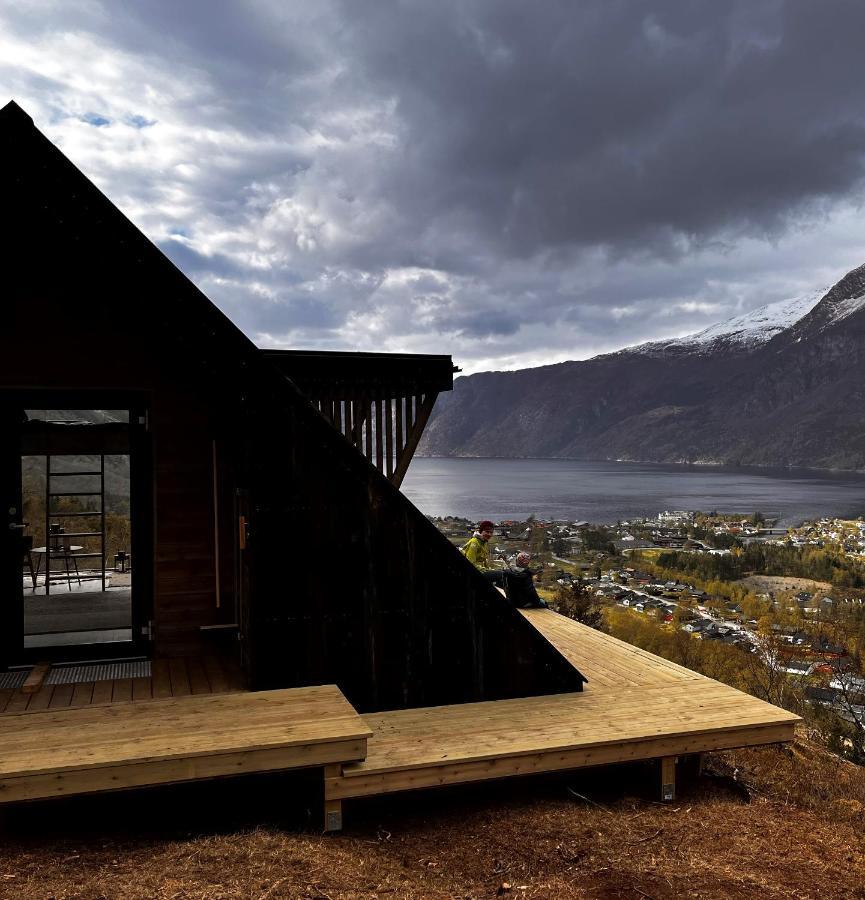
462, 522, 548, 608
462, 520, 495, 570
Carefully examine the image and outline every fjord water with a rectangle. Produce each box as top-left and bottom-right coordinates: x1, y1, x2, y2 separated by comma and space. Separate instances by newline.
402, 458, 865, 526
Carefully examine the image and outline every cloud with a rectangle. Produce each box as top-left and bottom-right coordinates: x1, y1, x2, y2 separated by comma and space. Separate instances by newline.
80, 111, 109, 126
2, 0, 865, 372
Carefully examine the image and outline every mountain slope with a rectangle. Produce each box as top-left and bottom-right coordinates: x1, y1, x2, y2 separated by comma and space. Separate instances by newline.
419, 264, 865, 469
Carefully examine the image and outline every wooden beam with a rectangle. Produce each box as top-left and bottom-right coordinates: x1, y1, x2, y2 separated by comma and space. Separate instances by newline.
364, 398, 373, 462
308, 380, 443, 486
329, 721, 795, 800
212, 440, 221, 610
384, 397, 394, 479
0, 740, 368, 804
351, 399, 363, 450
22, 662, 50, 695
375, 397, 383, 472
391, 392, 437, 488
660, 755, 676, 802
323, 763, 344, 832
395, 395, 404, 465
344, 399, 352, 443
405, 394, 415, 455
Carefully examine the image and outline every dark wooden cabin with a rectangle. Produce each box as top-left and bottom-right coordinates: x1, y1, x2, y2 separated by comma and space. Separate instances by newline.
0, 100, 584, 713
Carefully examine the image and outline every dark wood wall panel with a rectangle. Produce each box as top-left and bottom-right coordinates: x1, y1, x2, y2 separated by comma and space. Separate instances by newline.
149, 374, 225, 658
241, 392, 584, 713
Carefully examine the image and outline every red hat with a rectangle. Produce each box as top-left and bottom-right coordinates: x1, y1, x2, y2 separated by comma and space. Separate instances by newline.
478, 520, 495, 531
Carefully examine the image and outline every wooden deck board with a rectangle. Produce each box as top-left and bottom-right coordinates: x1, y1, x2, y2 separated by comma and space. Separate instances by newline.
186, 659, 211, 695
519, 609, 706, 688
91, 680, 114, 705
152, 659, 173, 699
70, 682, 94, 708
202, 656, 230, 693
47, 684, 73, 709
0, 656, 243, 716
4, 690, 32, 715
26, 686, 54, 712
132, 677, 152, 703
0, 685, 371, 804
168, 659, 191, 697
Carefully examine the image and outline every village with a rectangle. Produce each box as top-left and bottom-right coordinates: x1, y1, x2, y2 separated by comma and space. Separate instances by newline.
433, 509, 865, 743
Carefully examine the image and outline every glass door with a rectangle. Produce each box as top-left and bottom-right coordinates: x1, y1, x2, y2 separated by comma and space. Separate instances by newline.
0, 403, 150, 665
21, 450, 133, 653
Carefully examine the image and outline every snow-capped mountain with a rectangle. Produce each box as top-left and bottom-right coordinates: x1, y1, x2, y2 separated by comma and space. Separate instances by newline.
624, 287, 828, 357
419, 262, 865, 469
786, 261, 865, 338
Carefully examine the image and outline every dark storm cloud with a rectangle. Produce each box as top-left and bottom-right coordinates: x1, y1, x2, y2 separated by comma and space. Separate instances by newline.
330, 0, 865, 265
3, 0, 865, 369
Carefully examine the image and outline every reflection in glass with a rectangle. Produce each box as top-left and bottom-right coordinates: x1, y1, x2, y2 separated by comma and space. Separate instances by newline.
21, 451, 132, 648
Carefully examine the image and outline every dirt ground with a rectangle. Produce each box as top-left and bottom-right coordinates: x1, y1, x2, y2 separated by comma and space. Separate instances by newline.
1, 733, 864, 899
739, 575, 833, 595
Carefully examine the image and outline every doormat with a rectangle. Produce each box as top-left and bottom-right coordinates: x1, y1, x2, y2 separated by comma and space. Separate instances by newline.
0, 670, 28, 689
45, 661, 152, 685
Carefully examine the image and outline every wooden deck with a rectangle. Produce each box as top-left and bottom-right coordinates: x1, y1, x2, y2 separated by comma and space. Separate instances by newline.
0, 656, 244, 714
324, 610, 799, 822
0, 684, 370, 808
0, 615, 800, 830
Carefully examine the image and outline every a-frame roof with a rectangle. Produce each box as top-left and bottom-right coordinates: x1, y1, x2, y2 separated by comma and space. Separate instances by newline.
1, 98, 271, 377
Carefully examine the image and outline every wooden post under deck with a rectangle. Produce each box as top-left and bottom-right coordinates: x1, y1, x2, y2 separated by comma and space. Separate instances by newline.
660, 755, 676, 802
324, 763, 344, 832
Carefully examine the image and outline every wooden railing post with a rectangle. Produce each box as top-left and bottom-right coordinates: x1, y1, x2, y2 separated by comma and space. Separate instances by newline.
392, 392, 437, 488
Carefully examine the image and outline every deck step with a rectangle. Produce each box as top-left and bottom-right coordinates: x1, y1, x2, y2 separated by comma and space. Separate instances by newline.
0, 685, 370, 804
322, 611, 799, 828
327, 682, 797, 801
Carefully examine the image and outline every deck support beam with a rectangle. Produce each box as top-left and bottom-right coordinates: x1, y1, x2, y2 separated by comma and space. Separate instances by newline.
660, 755, 676, 802
324, 763, 344, 832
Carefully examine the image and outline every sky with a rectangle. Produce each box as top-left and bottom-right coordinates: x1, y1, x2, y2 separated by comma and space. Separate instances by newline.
3, 1, 865, 374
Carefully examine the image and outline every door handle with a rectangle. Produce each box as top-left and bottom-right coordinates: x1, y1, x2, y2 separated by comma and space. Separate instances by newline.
8, 523, 26, 531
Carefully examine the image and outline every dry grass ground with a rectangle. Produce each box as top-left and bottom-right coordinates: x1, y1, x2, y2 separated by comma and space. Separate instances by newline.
0, 730, 864, 899
739, 575, 833, 595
